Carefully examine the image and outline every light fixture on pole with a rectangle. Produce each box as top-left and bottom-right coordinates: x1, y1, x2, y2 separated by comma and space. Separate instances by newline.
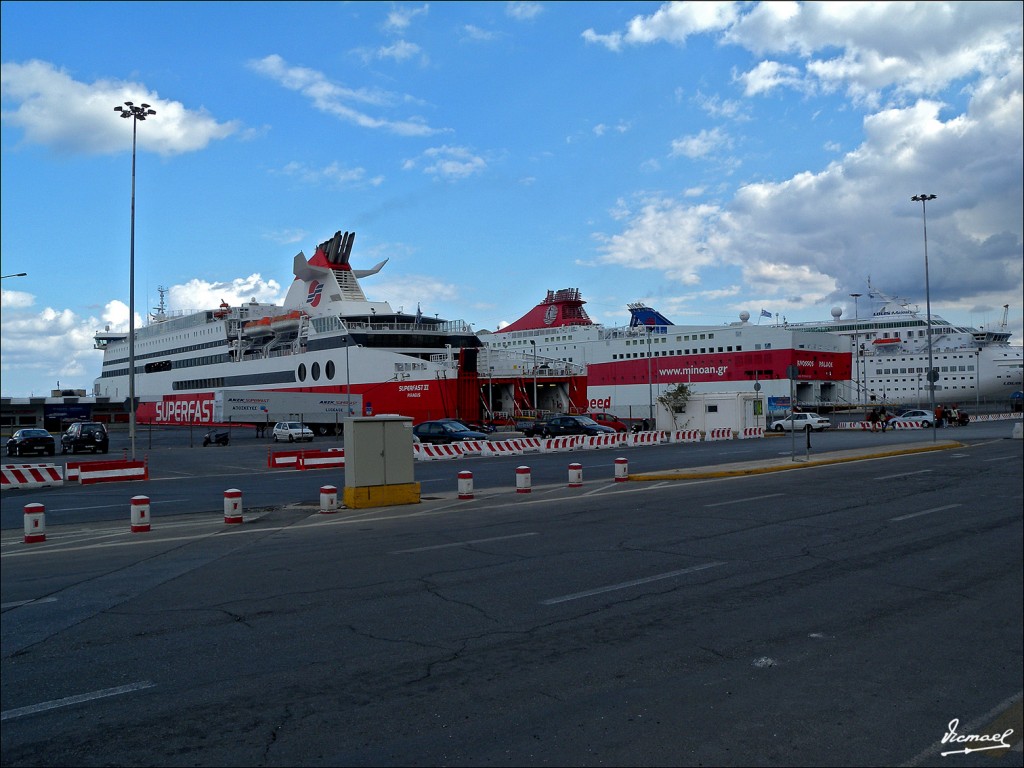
1, 272, 28, 279
850, 293, 862, 405
911, 193, 937, 441
115, 100, 156, 461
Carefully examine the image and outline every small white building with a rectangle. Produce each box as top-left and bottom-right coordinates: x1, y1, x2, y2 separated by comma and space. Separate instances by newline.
655, 391, 766, 435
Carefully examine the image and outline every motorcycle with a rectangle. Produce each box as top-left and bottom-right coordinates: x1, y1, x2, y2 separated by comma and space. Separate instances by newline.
202, 429, 230, 447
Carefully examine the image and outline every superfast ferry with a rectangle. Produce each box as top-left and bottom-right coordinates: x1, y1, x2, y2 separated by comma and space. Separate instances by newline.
480, 289, 852, 414
93, 229, 586, 430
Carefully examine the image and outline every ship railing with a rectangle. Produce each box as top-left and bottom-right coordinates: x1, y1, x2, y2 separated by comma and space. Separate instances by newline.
343, 319, 474, 334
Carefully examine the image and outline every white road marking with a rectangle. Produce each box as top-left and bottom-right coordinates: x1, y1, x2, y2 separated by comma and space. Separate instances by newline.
890, 504, 962, 522
541, 562, 725, 605
1, 681, 155, 722
875, 469, 933, 480
391, 532, 539, 554
705, 493, 784, 508
1, 597, 57, 609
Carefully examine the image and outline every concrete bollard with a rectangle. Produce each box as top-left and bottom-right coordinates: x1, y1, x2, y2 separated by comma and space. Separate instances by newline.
568, 463, 583, 488
1013, 422, 1022, 440
23, 503, 46, 543
320, 485, 338, 514
224, 488, 243, 524
458, 470, 474, 500
130, 495, 151, 533
516, 465, 532, 494
614, 457, 629, 482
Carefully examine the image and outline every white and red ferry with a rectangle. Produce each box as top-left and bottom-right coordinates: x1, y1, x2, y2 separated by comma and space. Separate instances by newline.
481, 289, 852, 416
92, 230, 587, 430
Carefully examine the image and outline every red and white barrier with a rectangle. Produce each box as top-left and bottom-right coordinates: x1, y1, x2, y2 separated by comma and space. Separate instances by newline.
224, 488, 243, 524
540, 436, 581, 452
458, 471, 474, 500
586, 433, 622, 449
628, 431, 663, 447
705, 428, 734, 441
2, 464, 64, 490
668, 430, 702, 443
458, 440, 487, 456
614, 457, 629, 482
130, 495, 151, 533
78, 459, 148, 485
568, 463, 583, 488
516, 465, 532, 493
297, 449, 346, 470
320, 485, 338, 514
413, 443, 466, 461
739, 427, 764, 439
24, 503, 46, 543
481, 440, 524, 458
518, 437, 543, 453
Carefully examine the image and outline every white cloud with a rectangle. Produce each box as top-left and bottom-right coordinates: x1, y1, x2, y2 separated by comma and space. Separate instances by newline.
669, 127, 732, 158
506, 2, 543, 21
248, 55, 443, 137
384, 4, 429, 32
403, 145, 488, 180
0, 60, 238, 156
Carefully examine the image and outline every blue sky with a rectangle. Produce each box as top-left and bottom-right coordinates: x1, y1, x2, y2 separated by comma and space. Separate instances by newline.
2, 1, 1021, 397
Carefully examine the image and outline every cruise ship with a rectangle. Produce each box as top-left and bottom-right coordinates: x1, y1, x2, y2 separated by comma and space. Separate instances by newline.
92, 229, 586, 430
786, 285, 1023, 406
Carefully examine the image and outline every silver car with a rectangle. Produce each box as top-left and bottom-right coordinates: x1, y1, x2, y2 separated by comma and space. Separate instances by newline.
771, 412, 831, 432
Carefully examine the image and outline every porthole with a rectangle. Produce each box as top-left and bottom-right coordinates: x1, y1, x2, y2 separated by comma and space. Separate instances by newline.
312, 361, 321, 381
326, 360, 336, 380
298, 363, 306, 382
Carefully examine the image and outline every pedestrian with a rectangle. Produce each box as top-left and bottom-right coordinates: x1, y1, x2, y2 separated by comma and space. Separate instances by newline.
935, 404, 945, 428
868, 407, 879, 433
879, 405, 888, 432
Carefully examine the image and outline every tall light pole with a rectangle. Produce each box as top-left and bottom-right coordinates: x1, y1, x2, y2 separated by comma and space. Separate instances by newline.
116, 101, 156, 461
529, 339, 537, 412
850, 292, 862, 406
646, 326, 654, 426
911, 193, 937, 441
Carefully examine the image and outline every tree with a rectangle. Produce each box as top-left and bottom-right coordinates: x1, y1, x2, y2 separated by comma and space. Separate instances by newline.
657, 383, 692, 430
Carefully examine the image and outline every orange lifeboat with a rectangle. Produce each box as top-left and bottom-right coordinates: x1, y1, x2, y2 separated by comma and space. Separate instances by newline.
872, 338, 901, 346
243, 316, 274, 338
271, 310, 305, 333
213, 300, 230, 319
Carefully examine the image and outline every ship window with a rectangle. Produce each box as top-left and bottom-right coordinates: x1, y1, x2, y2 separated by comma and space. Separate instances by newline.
326, 360, 336, 379
312, 362, 321, 381
298, 363, 307, 382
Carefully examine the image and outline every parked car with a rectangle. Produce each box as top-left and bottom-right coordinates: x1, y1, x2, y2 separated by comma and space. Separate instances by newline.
412, 419, 489, 444
7, 428, 56, 457
889, 409, 934, 428
272, 421, 314, 442
527, 414, 616, 438
588, 412, 628, 432
61, 421, 109, 454
771, 412, 831, 432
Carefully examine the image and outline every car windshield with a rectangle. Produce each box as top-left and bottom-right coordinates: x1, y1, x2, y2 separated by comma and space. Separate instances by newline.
287, 423, 302, 429
575, 417, 599, 426
444, 422, 472, 433
82, 426, 105, 435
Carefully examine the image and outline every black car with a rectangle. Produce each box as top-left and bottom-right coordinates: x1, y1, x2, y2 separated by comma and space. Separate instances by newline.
61, 421, 109, 454
412, 419, 489, 444
531, 415, 616, 438
6, 428, 56, 457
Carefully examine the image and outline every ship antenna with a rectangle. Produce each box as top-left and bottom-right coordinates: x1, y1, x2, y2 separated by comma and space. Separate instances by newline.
152, 286, 168, 322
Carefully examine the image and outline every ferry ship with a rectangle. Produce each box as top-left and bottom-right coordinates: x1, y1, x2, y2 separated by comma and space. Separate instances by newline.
786, 285, 1023, 406
480, 289, 853, 416
92, 229, 586, 430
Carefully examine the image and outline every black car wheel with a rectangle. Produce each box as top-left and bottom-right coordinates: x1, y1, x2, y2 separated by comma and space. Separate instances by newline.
7, 446, 16, 457
47, 447, 55, 456
774, 424, 785, 432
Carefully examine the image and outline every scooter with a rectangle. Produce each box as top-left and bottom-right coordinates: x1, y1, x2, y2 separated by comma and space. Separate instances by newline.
202, 429, 230, 447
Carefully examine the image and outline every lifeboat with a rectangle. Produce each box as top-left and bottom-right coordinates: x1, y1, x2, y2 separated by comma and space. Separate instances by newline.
872, 338, 901, 346
271, 310, 305, 333
213, 300, 230, 319
243, 316, 274, 339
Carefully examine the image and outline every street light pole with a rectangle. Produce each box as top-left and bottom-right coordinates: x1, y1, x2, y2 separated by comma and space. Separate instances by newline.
911, 193, 937, 442
850, 292, 862, 407
529, 339, 537, 412
646, 326, 654, 426
115, 101, 156, 461
1, 273, 28, 279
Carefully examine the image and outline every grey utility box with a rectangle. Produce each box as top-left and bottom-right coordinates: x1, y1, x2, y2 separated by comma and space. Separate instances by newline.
343, 416, 416, 507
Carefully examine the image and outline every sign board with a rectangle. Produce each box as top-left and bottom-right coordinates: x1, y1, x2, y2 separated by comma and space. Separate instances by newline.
213, 390, 362, 423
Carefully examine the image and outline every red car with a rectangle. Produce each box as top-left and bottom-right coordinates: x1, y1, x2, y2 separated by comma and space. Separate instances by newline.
588, 412, 628, 432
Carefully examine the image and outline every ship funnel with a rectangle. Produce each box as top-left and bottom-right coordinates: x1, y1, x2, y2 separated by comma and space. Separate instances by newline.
319, 230, 356, 267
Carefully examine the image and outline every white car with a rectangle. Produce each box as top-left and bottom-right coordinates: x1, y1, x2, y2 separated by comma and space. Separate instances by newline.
889, 409, 933, 428
772, 412, 831, 432
272, 421, 314, 442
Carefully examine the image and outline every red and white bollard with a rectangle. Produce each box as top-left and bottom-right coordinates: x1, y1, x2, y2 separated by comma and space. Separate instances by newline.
568, 463, 583, 488
224, 488, 243, 524
130, 495, 151, 533
23, 503, 46, 544
516, 465, 532, 494
320, 485, 338, 514
458, 470, 474, 500
614, 457, 629, 482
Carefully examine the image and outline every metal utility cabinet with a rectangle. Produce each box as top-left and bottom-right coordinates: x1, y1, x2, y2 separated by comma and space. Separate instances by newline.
343, 416, 420, 508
